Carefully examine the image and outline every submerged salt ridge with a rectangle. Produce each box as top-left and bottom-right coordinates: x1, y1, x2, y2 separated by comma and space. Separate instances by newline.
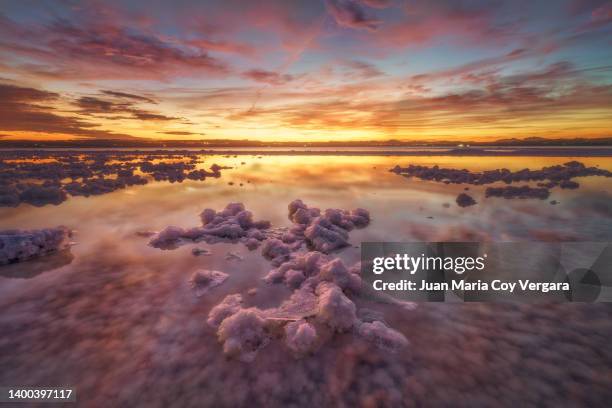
150, 199, 409, 361
0, 150, 231, 207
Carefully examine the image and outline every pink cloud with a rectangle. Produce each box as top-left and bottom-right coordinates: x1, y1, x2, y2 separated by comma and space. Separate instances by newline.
0, 11, 230, 81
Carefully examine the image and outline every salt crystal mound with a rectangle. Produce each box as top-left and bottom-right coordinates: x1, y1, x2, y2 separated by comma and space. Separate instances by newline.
456, 193, 477, 207
207, 294, 244, 328
264, 253, 360, 293
261, 239, 293, 265
315, 281, 357, 332
217, 309, 270, 363
209, 253, 411, 361
149, 200, 370, 254
356, 321, 409, 353
285, 199, 370, 254
189, 270, 229, 297
149, 202, 271, 250
391, 161, 612, 202
284, 320, 318, 354
0, 150, 232, 207
206, 224, 409, 361
149, 200, 402, 361
0, 226, 72, 265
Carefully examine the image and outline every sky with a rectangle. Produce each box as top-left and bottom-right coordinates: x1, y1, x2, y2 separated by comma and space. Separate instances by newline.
0, 0, 611, 143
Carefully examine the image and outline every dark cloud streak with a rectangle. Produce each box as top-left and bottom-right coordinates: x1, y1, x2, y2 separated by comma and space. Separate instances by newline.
0, 83, 135, 139
324, 0, 381, 31
75, 95, 177, 121
101, 91, 157, 104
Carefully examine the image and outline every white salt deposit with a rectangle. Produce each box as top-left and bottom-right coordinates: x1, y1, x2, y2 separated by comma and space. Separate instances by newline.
0, 226, 72, 265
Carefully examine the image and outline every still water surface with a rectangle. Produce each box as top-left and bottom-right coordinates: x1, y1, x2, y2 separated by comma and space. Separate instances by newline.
0, 154, 611, 406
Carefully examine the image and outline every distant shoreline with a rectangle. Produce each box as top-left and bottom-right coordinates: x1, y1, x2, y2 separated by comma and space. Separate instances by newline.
0, 136, 611, 150
2, 147, 612, 156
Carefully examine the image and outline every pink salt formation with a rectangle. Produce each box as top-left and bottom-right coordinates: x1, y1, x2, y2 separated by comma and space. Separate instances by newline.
0, 226, 72, 265
208, 251, 409, 361
216, 308, 270, 363
150, 200, 370, 256
0, 150, 232, 207
284, 320, 318, 354
152, 200, 405, 361
284, 199, 370, 253
198, 200, 407, 362
149, 202, 271, 249
390, 161, 612, 186
189, 269, 229, 297
391, 161, 612, 204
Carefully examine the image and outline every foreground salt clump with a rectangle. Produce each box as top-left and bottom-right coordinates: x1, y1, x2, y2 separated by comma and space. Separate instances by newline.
197, 200, 410, 362
356, 320, 409, 352
151, 200, 370, 256
261, 238, 293, 265
284, 320, 318, 354
149, 202, 271, 249
208, 252, 409, 361
315, 281, 357, 331
189, 270, 229, 296
207, 294, 244, 328
150, 200, 406, 361
217, 309, 270, 362
288, 200, 371, 253
0, 226, 72, 265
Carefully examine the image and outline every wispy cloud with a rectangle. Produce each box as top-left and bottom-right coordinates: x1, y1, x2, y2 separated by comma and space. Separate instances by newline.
100, 91, 157, 104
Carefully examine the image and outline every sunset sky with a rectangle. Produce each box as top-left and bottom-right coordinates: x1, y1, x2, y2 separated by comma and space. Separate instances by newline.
0, 0, 611, 142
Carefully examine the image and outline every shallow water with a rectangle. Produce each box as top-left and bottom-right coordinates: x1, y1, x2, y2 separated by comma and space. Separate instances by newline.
1, 154, 612, 406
